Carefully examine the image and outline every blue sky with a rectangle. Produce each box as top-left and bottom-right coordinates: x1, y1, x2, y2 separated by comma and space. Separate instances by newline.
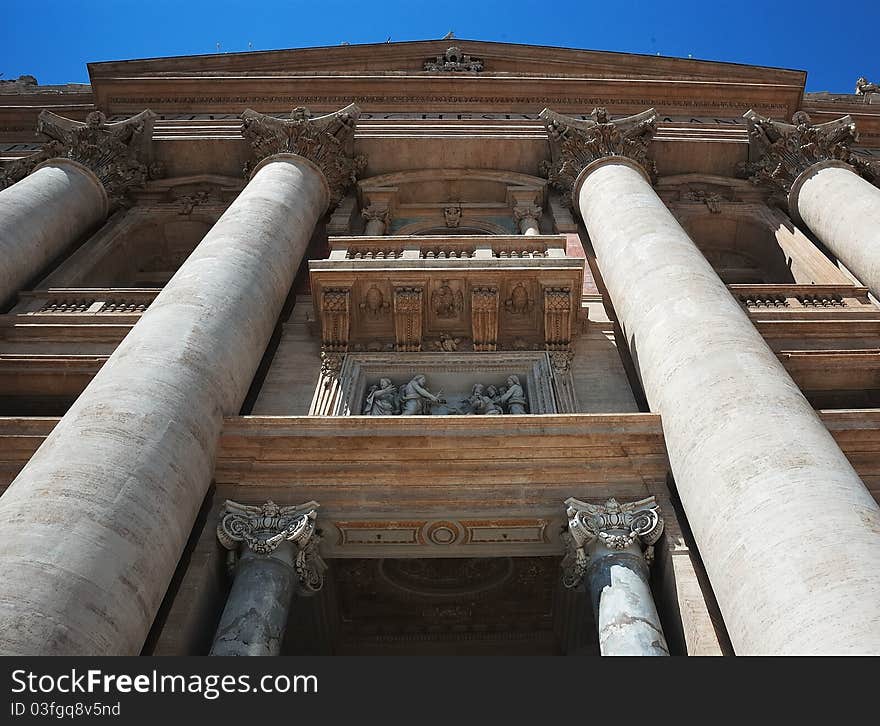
1, 0, 878, 93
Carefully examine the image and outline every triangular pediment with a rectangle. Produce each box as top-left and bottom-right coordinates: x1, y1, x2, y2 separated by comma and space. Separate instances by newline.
88, 39, 804, 87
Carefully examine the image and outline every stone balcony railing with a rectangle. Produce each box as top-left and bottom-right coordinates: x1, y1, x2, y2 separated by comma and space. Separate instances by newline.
11, 289, 161, 316
328, 234, 567, 262
731, 284, 878, 318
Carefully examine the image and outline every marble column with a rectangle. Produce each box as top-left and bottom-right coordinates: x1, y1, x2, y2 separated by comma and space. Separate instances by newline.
745, 110, 880, 297
514, 205, 542, 235
541, 107, 880, 655
210, 501, 324, 656
0, 105, 363, 655
563, 497, 668, 656
0, 110, 155, 308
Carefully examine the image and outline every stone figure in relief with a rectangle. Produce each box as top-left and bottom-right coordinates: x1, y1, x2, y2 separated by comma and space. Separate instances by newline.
497, 375, 528, 414
364, 378, 398, 415
431, 280, 464, 319
401, 375, 445, 415
468, 383, 503, 415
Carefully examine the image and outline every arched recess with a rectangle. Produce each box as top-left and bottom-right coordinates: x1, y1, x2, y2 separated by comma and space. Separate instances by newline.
357, 168, 548, 236
394, 220, 511, 236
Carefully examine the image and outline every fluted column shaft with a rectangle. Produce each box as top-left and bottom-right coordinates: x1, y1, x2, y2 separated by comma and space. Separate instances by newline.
791, 162, 880, 296
577, 157, 880, 654
0, 160, 107, 308
0, 153, 328, 655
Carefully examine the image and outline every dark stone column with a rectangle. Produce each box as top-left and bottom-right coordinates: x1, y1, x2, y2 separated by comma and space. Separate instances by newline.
563, 496, 668, 656
210, 501, 324, 657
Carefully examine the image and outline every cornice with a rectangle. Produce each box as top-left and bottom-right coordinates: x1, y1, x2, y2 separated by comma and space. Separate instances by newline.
87, 39, 806, 87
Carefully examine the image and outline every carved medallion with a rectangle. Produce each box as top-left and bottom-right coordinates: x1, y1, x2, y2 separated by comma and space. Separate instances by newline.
359, 285, 391, 318
431, 280, 464, 319
504, 282, 534, 315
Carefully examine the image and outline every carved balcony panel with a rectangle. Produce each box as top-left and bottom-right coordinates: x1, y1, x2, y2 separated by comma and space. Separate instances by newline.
311, 235, 583, 356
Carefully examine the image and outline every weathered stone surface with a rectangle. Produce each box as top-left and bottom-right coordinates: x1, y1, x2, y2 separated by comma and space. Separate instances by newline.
0, 154, 329, 655
571, 155, 880, 655
0, 160, 107, 308
791, 165, 880, 299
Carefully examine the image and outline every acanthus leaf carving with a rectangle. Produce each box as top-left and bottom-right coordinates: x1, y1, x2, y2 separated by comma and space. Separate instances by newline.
539, 106, 658, 206
393, 286, 423, 352
241, 104, 366, 208
743, 109, 877, 196
562, 496, 664, 589
217, 499, 326, 593
320, 287, 351, 352
0, 109, 157, 209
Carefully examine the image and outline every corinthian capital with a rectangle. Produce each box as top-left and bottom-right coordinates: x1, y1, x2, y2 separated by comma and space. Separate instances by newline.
217, 499, 325, 593
562, 496, 664, 588
539, 107, 658, 204
743, 110, 877, 195
241, 104, 366, 208
0, 109, 157, 207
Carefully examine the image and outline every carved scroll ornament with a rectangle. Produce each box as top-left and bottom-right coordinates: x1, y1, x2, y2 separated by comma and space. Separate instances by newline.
241, 104, 366, 207
743, 109, 877, 195
0, 109, 158, 208
217, 500, 325, 592
539, 107, 658, 204
562, 496, 664, 588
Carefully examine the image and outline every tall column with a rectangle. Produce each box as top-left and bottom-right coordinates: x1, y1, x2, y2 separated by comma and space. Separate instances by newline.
210, 501, 324, 656
745, 110, 880, 297
0, 110, 156, 308
540, 107, 880, 655
563, 497, 668, 656
0, 105, 364, 655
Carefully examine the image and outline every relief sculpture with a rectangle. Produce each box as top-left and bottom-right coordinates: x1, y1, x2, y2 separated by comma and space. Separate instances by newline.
362, 373, 528, 415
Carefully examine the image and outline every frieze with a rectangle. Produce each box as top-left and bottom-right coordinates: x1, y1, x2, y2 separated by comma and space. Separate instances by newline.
106, 95, 791, 112
332, 518, 551, 550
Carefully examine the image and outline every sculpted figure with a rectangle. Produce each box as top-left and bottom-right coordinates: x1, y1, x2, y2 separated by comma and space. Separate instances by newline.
856, 77, 880, 95
364, 378, 398, 415
401, 375, 444, 415
468, 384, 503, 415
497, 375, 528, 414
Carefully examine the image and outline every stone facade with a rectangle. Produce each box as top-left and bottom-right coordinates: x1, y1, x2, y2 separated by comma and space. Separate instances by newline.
0, 39, 879, 655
